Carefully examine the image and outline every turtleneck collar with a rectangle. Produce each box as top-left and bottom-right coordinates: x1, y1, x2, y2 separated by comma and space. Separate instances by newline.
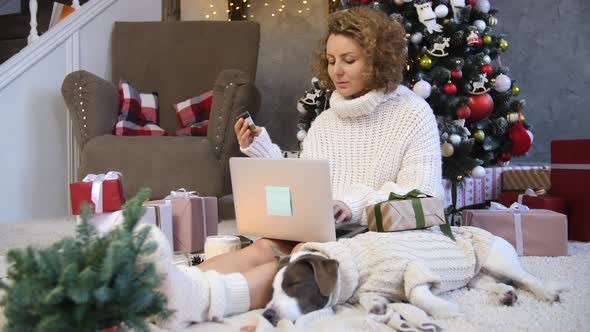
329, 85, 406, 118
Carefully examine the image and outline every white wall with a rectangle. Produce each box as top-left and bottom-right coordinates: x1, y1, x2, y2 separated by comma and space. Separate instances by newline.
0, 0, 161, 223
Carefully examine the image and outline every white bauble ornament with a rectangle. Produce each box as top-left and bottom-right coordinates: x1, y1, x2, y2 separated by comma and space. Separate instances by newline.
472, 165, 486, 178
297, 102, 307, 114
493, 74, 511, 92
297, 129, 307, 141
411, 32, 423, 44
449, 134, 461, 145
413, 80, 432, 99
483, 55, 491, 64
434, 4, 449, 18
527, 130, 534, 143
475, 0, 491, 13
473, 19, 487, 32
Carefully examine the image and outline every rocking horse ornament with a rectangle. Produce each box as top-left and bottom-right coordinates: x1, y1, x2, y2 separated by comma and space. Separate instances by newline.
470, 73, 492, 95
427, 36, 451, 57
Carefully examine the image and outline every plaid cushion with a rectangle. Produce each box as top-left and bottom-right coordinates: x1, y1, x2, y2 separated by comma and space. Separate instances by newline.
174, 90, 213, 134
115, 120, 166, 136
174, 121, 209, 136
118, 79, 159, 125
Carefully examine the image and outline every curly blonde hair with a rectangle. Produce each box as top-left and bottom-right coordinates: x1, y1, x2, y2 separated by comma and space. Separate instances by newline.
312, 7, 407, 92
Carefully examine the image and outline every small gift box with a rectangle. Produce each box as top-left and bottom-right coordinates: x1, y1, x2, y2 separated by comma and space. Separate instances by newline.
70, 171, 125, 215
150, 188, 218, 253
76, 203, 174, 251
366, 190, 453, 239
498, 189, 567, 214
462, 202, 568, 256
551, 139, 590, 241
502, 169, 551, 191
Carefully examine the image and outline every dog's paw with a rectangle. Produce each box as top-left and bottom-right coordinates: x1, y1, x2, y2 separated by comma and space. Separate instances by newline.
369, 303, 387, 315
499, 289, 518, 306
429, 302, 462, 319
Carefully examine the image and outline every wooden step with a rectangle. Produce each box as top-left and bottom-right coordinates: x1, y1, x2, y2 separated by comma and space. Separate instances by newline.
0, 38, 27, 64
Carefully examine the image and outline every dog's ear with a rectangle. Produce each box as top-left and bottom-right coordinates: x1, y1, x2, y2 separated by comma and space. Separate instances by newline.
305, 256, 339, 297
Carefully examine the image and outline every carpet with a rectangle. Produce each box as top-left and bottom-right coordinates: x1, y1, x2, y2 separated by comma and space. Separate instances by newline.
1, 219, 589, 331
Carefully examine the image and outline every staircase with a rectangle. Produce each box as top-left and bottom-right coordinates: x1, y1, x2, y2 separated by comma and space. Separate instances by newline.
0, 0, 88, 64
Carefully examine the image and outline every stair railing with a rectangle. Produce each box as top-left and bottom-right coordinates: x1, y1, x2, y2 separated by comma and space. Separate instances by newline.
28, 0, 82, 45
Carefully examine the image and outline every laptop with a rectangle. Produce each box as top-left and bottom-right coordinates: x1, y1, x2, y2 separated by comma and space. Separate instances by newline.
230, 157, 367, 242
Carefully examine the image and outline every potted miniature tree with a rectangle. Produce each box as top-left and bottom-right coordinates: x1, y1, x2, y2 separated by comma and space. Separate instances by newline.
0, 189, 172, 331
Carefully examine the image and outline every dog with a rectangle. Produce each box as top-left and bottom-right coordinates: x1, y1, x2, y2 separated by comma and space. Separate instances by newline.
262, 227, 567, 326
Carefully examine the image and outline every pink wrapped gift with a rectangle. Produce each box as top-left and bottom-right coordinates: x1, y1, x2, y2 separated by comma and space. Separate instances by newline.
150, 189, 218, 253
461, 202, 568, 256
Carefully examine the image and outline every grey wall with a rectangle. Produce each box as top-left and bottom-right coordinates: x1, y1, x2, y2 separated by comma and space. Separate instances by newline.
250, 1, 328, 151
250, 0, 589, 160
494, 0, 589, 163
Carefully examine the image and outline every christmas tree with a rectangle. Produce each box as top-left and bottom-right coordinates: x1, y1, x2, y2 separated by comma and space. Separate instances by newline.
0, 189, 172, 332
296, 0, 532, 183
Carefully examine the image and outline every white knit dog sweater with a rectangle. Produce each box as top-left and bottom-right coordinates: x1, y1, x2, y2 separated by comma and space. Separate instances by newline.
300, 226, 496, 306
241, 85, 444, 224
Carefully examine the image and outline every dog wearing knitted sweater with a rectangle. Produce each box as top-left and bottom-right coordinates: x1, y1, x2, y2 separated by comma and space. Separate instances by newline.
262, 226, 567, 326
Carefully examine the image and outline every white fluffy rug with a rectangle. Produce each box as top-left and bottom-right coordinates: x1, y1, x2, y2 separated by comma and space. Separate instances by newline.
2, 220, 589, 331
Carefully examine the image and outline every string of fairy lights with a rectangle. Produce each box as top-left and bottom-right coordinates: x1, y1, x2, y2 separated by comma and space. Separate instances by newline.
202, 0, 333, 21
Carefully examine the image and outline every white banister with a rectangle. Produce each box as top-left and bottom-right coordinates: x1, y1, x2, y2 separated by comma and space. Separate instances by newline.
27, 0, 39, 45
72, 0, 81, 10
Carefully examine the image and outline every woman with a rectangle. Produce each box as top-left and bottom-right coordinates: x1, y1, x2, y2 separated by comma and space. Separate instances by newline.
157, 7, 443, 329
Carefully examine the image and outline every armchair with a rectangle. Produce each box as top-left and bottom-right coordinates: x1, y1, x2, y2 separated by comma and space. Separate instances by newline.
61, 21, 260, 202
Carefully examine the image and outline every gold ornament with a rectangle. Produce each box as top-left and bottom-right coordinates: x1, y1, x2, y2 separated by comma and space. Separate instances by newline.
420, 55, 433, 70
443, 19, 450, 25
491, 78, 496, 83
520, 114, 526, 122
512, 85, 521, 95
405, 33, 411, 39
488, 16, 498, 27
441, 142, 454, 157
499, 39, 509, 51
483, 35, 492, 45
473, 130, 485, 141
455, 59, 462, 66
506, 112, 519, 123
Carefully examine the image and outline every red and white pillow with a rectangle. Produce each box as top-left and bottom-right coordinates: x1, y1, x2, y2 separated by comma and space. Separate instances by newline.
115, 79, 165, 136
174, 90, 213, 136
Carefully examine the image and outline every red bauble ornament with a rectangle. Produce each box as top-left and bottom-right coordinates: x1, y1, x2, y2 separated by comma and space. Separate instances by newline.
456, 105, 472, 119
474, 37, 483, 48
509, 122, 532, 156
481, 64, 493, 75
451, 70, 463, 80
467, 0, 477, 6
443, 82, 458, 96
501, 152, 512, 162
467, 93, 494, 121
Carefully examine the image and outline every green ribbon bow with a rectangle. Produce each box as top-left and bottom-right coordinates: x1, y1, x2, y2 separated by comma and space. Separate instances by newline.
373, 189, 455, 241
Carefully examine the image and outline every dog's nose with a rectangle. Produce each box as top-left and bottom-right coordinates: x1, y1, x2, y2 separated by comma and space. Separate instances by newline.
262, 308, 277, 325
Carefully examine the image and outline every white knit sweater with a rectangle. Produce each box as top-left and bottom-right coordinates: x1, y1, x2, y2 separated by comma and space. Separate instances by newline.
241, 85, 443, 224
300, 226, 496, 306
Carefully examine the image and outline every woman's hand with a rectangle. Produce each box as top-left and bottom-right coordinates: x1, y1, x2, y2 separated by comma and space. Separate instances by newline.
333, 200, 352, 224
234, 117, 262, 149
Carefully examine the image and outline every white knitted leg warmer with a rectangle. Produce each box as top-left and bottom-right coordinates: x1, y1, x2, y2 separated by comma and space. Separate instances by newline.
140, 225, 251, 328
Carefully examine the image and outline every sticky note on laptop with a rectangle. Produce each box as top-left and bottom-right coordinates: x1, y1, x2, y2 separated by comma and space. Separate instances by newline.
265, 186, 293, 217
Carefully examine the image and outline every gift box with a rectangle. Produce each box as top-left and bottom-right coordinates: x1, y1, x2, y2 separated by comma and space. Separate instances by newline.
151, 189, 218, 253
502, 169, 551, 191
76, 203, 174, 251
461, 203, 568, 256
366, 191, 446, 232
70, 171, 125, 215
498, 191, 567, 214
552, 140, 590, 242
443, 165, 548, 209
